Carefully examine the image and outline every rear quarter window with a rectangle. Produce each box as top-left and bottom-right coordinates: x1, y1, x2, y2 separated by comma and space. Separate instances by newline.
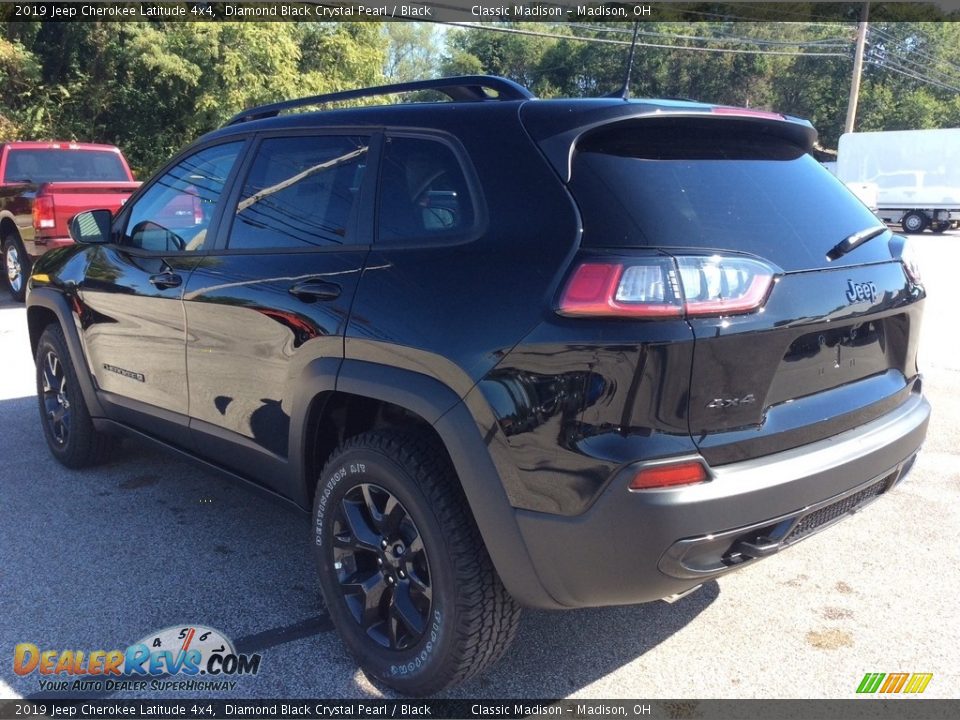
377, 135, 477, 244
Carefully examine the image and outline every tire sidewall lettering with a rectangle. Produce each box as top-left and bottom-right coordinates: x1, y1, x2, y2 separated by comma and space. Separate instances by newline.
315, 465, 349, 547
388, 608, 443, 677
315, 462, 369, 546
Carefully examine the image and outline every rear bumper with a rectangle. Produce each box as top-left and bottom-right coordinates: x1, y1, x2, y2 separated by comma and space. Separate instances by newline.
514, 391, 930, 608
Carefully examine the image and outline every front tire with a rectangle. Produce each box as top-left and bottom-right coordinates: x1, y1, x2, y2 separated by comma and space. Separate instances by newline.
3, 234, 30, 302
313, 430, 521, 695
35, 324, 113, 468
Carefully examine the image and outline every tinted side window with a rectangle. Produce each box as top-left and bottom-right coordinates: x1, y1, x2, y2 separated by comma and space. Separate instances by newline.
228, 135, 369, 249
123, 142, 242, 252
378, 136, 474, 243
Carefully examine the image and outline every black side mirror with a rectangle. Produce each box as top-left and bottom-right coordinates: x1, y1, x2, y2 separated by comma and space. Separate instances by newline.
69, 209, 113, 245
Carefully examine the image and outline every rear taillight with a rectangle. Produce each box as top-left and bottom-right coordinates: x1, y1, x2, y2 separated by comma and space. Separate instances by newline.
676, 256, 777, 316
558, 255, 778, 319
629, 460, 710, 490
32, 196, 56, 232
558, 259, 683, 318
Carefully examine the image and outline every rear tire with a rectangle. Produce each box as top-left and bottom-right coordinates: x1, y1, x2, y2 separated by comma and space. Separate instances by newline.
35, 324, 114, 468
3, 234, 30, 302
312, 430, 521, 695
901, 211, 928, 234
931, 221, 949, 233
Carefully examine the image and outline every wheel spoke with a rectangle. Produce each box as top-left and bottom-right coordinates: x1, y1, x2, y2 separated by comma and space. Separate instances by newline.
344, 571, 389, 629
340, 497, 381, 552
391, 580, 426, 636
361, 484, 385, 532
41, 367, 54, 394
333, 533, 377, 554
52, 417, 67, 443
388, 611, 401, 648
46, 352, 59, 382
406, 567, 432, 602
380, 496, 405, 537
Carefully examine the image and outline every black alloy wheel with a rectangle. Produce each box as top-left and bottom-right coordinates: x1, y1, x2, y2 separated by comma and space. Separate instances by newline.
40, 348, 72, 446
332, 483, 432, 651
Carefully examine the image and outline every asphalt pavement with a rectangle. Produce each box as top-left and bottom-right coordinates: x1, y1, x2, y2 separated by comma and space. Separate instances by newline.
0, 233, 958, 700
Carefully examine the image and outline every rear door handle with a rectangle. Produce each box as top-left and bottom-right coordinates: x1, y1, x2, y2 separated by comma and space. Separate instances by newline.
289, 279, 341, 302
149, 272, 182, 290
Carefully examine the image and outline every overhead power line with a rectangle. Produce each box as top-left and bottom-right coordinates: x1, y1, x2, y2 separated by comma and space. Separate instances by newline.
565, 22, 854, 49
864, 27, 960, 91
676, 8, 854, 27
867, 58, 960, 94
868, 25, 960, 80
442, 21, 959, 95
441, 23, 851, 58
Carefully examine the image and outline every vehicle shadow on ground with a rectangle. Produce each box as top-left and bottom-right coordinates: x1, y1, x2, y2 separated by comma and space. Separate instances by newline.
440, 583, 719, 698
0, 394, 717, 700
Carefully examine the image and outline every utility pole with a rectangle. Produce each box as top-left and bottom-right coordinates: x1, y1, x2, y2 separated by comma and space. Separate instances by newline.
844, 2, 870, 134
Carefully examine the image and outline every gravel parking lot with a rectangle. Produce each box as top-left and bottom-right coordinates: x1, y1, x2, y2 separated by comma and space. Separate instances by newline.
1, 233, 958, 701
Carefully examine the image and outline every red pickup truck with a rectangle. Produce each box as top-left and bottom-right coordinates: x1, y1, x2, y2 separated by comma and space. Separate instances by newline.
0, 141, 140, 301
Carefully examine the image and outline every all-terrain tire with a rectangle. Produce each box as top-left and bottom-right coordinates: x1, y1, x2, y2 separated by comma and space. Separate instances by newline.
312, 430, 521, 695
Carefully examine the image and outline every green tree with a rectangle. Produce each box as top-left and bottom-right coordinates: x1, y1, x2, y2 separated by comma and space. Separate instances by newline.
442, 23, 567, 95
0, 21, 387, 175
383, 23, 441, 82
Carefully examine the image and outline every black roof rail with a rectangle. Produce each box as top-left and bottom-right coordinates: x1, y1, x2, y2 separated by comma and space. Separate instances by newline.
225, 75, 535, 126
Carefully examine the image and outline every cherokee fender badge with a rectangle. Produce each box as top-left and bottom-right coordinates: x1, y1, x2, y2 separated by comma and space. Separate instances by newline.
103, 363, 145, 383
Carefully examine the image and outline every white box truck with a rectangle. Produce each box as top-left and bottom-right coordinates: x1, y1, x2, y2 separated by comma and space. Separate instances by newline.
837, 128, 960, 233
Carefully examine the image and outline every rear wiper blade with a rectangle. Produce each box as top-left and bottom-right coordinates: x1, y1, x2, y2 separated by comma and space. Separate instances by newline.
827, 225, 887, 261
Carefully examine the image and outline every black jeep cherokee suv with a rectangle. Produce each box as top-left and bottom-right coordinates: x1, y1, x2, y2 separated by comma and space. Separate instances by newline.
26, 76, 929, 694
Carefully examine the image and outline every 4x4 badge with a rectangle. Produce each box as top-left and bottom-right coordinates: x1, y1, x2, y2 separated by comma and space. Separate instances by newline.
707, 394, 756, 409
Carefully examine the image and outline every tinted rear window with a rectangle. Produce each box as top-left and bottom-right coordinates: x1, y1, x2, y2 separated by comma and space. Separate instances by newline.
569, 119, 888, 271
3, 149, 128, 183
